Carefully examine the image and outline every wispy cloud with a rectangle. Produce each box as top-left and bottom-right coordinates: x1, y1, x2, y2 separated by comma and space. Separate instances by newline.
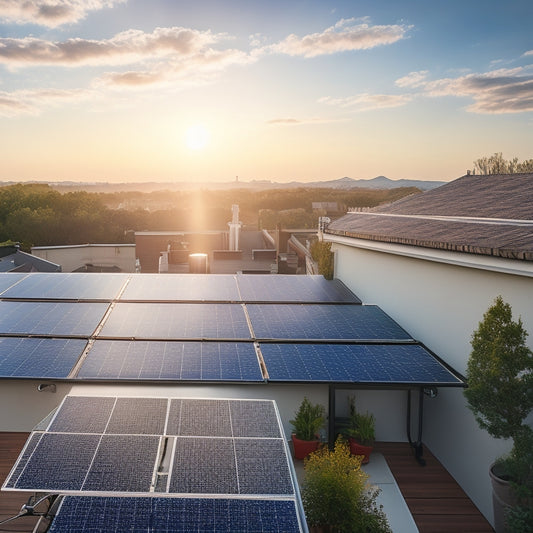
265, 18, 411, 58
395, 67, 533, 114
0, 87, 93, 116
0, 27, 226, 68
319, 93, 412, 111
266, 117, 344, 126
0, 0, 126, 28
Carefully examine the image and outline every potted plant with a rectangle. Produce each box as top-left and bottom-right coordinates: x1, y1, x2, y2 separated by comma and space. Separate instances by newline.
463, 296, 533, 533
301, 437, 392, 532
290, 397, 326, 460
343, 396, 376, 464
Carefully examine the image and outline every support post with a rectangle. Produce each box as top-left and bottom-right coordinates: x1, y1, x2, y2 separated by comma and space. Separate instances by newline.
406, 388, 426, 466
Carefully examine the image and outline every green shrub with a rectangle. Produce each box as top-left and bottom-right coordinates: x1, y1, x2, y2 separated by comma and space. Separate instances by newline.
290, 397, 325, 441
302, 438, 391, 532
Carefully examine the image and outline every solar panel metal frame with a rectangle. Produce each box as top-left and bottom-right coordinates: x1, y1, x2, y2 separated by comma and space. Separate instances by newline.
236, 274, 362, 303
119, 273, 241, 302
3, 396, 298, 499
246, 303, 414, 341
97, 302, 252, 340
0, 273, 28, 295
0, 337, 88, 379
260, 343, 465, 386
0, 301, 110, 337
75, 340, 264, 382
48, 496, 305, 533
0, 272, 130, 301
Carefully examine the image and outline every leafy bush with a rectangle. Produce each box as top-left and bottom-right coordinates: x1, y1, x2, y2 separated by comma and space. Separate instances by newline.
290, 397, 325, 441
302, 438, 391, 532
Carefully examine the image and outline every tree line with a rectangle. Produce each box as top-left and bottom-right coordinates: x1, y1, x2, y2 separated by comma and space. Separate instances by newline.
0, 183, 419, 251
473, 153, 533, 175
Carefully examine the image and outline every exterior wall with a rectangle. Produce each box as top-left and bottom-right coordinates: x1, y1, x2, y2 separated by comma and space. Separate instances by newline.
32, 245, 136, 272
0, 381, 409, 444
328, 238, 533, 525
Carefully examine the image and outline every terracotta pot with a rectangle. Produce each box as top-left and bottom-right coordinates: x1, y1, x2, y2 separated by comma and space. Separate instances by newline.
348, 437, 373, 464
291, 434, 320, 460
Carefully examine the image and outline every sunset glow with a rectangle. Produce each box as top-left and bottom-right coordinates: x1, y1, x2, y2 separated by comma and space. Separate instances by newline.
0, 1, 531, 184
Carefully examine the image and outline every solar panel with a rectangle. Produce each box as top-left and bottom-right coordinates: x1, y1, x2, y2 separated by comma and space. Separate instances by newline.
76, 340, 263, 381
237, 274, 361, 303
49, 496, 303, 533
247, 304, 413, 340
1, 272, 129, 300
3, 397, 293, 498
261, 343, 464, 385
120, 273, 240, 301
98, 303, 251, 339
0, 273, 27, 294
0, 337, 87, 379
0, 301, 109, 336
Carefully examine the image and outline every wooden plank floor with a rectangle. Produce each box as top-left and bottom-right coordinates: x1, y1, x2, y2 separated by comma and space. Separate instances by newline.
1, 433, 494, 532
374, 442, 494, 533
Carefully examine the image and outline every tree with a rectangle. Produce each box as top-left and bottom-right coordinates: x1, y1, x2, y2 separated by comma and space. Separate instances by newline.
473, 153, 533, 175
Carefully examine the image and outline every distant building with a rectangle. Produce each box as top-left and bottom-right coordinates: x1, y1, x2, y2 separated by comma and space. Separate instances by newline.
323, 173, 533, 526
0, 244, 60, 272
31, 244, 136, 273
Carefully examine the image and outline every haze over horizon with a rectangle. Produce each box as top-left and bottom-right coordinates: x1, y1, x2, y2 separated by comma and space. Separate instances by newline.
0, 0, 531, 184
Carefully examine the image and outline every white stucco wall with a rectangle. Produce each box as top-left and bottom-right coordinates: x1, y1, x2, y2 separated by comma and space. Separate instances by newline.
328, 237, 533, 525
32, 245, 136, 273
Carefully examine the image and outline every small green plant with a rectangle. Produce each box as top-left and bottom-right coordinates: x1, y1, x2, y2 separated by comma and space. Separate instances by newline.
290, 397, 325, 441
344, 396, 375, 446
310, 240, 334, 280
302, 437, 391, 533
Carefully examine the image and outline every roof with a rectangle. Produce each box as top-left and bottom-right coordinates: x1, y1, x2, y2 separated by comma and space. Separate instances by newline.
326, 173, 533, 261
0, 247, 61, 272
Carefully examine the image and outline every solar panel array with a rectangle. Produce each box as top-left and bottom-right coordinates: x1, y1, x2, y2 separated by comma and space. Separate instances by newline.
0, 272, 464, 386
4, 396, 305, 532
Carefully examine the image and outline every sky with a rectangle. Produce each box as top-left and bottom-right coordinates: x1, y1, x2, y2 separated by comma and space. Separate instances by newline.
0, 0, 532, 184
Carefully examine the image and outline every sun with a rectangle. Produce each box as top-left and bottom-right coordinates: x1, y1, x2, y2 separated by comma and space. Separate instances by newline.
185, 124, 210, 151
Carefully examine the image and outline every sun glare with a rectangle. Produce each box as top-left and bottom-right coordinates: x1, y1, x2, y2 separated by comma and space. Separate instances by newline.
185, 124, 210, 151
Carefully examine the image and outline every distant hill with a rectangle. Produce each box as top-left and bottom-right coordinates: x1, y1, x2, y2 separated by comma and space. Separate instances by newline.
1, 176, 446, 193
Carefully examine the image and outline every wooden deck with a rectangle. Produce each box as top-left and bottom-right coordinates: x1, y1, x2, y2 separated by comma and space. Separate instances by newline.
1, 433, 494, 532
374, 442, 494, 533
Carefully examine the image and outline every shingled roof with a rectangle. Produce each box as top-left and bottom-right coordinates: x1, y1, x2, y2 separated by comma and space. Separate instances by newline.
325, 173, 533, 261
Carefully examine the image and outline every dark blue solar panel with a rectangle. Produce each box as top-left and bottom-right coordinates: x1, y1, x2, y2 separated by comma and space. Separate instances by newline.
0, 301, 109, 336
106, 397, 168, 434
77, 340, 263, 381
49, 396, 115, 433
235, 439, 294, 495
9, 433, 100, 491
168, 399, 232, 437
99, 303, 250, 339
0, 337, 87, 379
230, 400, 281, 438
261, 343, 464, 384
121, 274, 240, 301
0, 273, 27, 294
237, 274, 361, 303
170, 437, 238, 494
247, 304, 412, 340
82, 435, 159, 492
49, 497, 303, 533
1, 273, 129, 300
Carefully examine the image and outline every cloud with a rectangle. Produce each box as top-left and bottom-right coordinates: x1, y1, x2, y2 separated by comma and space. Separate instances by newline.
0, 27, 226, 68
266, 117, 348, 126
0, 87, 93, 116
266, 18, 410, 58
0, 0, 126, 28
319, 93, 412, 111
396, 67, 533, 114
395, 70, 429, 88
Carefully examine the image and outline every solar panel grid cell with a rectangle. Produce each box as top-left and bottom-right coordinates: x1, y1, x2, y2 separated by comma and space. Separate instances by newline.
247, 304, 412, 340
82, 435, 159, 492
105, 397, 168, 435
261, 343, 462, 384
48, 497, 302, 533
0, 301, 108, 336
0, 337, 87, 379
